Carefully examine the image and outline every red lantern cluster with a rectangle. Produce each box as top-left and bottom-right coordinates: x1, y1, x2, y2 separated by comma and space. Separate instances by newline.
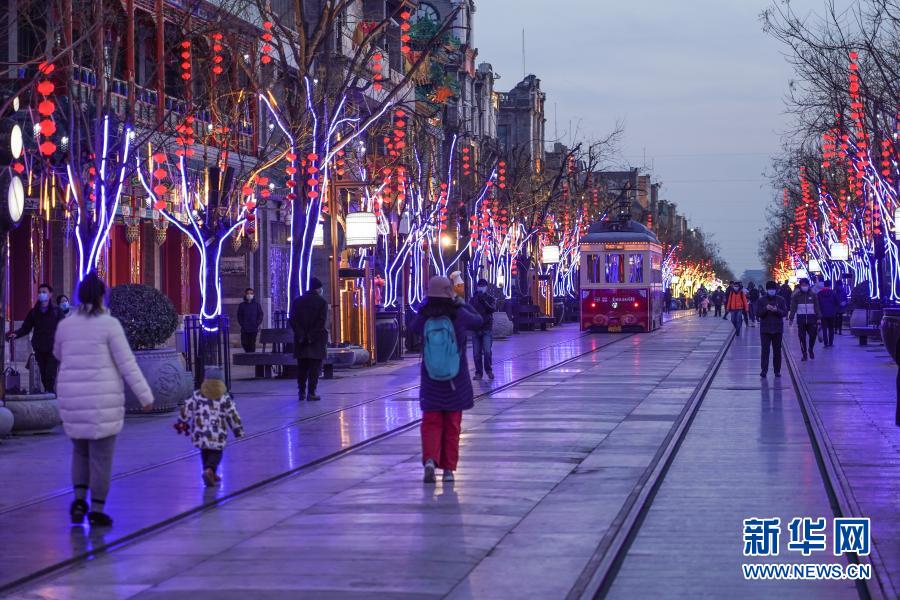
389, 109, 406, 156
400, 10, 412, 55
151, 152, 168, 210
462, 146, 471, 177
261, 22, 274, 65
180, 40, 191, 81
211, 33, 224, 76
498, 160, 507, 189
847, 52, 869, 169
36, 62, 57, 156
880, 138, 894, 181
306, 152, 320, 201
438, 182, 448, 231
175, 115, 195, 157
372, 53, 384, 91
282, 151, 298, 200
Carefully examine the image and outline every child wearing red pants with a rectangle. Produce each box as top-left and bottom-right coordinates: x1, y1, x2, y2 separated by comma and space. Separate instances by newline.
411, 276, 482, 483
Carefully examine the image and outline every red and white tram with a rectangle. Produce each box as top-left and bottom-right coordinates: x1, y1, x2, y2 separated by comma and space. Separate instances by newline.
580, 219, 664, 332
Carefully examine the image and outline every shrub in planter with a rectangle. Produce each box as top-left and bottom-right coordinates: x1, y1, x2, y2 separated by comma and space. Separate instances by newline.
108, 285, 190, 413
108, 285, 178, 350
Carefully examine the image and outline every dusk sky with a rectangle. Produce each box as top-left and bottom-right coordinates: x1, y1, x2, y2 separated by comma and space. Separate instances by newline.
475, 0, 850, 276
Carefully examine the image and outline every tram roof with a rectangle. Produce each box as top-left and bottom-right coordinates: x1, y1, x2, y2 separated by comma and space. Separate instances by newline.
580, 219, 661, 245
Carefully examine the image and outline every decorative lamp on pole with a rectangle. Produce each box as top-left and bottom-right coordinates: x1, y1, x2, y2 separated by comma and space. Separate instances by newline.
541, 244, 560, 265
345, 211, 378, 247
0, 118, 25, 401
343, 210, 378, 363
829, 242, 849, 262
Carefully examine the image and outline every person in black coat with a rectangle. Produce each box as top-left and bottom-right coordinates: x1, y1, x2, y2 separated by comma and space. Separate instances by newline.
470, 279, 496, 380
236, 288, 264, 353
7, 283, 64, 393
757, 280, 788, 378
289, 277, 328, 402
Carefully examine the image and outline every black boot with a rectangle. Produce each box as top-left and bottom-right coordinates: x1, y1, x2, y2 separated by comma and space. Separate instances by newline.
69, 499, 88, 524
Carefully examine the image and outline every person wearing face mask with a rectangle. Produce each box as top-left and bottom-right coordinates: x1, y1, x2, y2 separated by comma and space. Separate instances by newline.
57, 295, 72, 318
7, 283, 64, 393
756, 281, 788, 377
289, 277, 328, 401
237, 288, 265, 377
470, 278, 496, 381
724, 281, 749, 336
237, 287, 264, 349
817, 280, 839, 348
789, 278, 821, 361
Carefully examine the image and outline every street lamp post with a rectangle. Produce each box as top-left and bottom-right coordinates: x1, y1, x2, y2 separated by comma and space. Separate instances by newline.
0, 115, 25, 400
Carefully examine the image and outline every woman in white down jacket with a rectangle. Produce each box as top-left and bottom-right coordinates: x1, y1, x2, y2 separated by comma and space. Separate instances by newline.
53, 273, 154, 527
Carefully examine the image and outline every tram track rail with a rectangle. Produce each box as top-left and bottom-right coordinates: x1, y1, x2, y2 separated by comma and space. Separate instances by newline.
0, 329, 639, 595
568, 326, 880, 600
567, 324, 736, 599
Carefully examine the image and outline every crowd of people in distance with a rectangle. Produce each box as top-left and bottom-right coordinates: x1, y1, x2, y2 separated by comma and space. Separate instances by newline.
690, 275, 849, 377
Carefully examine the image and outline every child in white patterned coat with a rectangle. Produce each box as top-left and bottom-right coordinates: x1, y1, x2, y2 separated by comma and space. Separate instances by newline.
175, 366, 244, 486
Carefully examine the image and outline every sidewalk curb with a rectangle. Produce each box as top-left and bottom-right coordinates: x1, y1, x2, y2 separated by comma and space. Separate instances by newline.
784, 347, 892, 600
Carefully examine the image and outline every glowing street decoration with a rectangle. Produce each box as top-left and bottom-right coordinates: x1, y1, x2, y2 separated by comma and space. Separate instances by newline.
66, 116, 133, 280
830, 242, 849, 262
541, 244, 560, 265
346, 211, 378, 246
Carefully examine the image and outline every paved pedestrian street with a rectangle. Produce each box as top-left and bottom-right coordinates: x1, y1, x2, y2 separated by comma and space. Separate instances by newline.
4, 315, 893, 599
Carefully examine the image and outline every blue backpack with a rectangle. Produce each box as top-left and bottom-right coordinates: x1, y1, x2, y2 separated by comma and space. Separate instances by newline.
423, 316, 460, 381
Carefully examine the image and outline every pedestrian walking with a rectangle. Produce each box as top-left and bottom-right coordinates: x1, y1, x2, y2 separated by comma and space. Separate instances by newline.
236, 288, 264, 352
789, 278, 821, 361
664, 288, 673, 313
470, 279, 496, 381
699, 295, 710, 317
7, 283, 64, 393
757, 281, 788, 377
175, 366, 244, 487
747, 282, 760, 326
812, 275, 825, 294
410, 276, 482, 484
725, 281, 748, 336
712, 286, 725, 317
289, 277, 328, 402
57, 295, 72, 318
835, 276, 850, 334
817, 280, 839, 348
778, 280, 793, 307
237, 287, 265, 377
53, 273, 154, 527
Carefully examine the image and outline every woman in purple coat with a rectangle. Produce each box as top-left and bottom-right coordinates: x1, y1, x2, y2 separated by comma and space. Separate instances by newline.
410, 276, 482, 483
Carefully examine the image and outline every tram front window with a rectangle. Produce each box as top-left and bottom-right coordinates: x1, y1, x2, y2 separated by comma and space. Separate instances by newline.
605, 254, 625, 283
629, 253, 644, 283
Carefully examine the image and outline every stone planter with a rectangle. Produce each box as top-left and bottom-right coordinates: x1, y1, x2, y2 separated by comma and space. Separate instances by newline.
125, 348, 193, 414
5, 393, 60, 433
0, 406, 14, 436
493, 311, 514, 339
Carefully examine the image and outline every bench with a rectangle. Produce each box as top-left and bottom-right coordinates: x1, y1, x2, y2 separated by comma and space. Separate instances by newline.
849, 309, 883, 346
233, 328, 343, 379
515, 304, 555, 331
